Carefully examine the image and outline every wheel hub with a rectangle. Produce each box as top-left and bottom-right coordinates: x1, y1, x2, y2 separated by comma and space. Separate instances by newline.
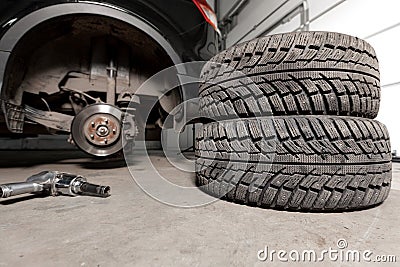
71, 104, 123, 157
96, 125, 110, 137
83, 114, 120, 146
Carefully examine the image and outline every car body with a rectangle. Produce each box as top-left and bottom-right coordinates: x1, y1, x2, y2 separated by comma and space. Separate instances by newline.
0, 0, 218, 155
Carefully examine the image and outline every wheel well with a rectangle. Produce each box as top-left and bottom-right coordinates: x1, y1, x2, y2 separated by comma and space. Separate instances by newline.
2, 14, 175, 104
1, 14, 185, 137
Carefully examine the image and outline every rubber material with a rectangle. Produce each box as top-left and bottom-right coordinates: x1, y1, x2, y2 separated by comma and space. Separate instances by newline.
196, 160, 391, 211
195, 116, 392, 211
199, 32, 380, 119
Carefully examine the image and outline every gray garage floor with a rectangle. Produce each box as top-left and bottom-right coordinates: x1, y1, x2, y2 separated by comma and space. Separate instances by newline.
0, 150, 399, 266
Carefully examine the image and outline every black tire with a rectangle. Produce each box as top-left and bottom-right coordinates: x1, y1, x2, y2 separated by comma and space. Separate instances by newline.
195, 116, 392, 211
199, 32, 380, 120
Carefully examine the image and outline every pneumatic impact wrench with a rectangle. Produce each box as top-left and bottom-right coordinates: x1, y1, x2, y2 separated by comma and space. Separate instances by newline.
0, 171, 111, 199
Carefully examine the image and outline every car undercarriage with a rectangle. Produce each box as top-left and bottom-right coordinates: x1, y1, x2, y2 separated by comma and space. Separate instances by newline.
1, 15, 187, 156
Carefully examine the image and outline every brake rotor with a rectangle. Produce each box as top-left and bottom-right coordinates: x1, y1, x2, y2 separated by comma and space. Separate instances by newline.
71, 104, 123, 157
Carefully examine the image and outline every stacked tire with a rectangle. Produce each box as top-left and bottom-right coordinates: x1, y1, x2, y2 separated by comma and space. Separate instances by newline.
195, 31, 392, 211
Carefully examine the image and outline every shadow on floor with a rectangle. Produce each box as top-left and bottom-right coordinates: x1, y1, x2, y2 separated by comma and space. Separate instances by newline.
0, 150, 195, 170
0, 193, 48, 205
0, 150, 127, 169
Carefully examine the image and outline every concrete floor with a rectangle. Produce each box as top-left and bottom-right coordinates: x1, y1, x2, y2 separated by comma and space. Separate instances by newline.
0, 150, 399, 266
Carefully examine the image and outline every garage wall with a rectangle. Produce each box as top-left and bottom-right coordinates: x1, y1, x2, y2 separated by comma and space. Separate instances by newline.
220, 0, 400, 155
218, 0, 303, 47
303, 0, 400, 156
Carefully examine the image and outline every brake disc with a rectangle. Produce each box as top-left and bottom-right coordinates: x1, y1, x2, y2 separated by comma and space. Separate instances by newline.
71, 104, 123, 157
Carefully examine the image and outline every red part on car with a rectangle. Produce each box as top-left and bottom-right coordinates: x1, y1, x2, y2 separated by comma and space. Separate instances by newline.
192, 0, 221, 36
